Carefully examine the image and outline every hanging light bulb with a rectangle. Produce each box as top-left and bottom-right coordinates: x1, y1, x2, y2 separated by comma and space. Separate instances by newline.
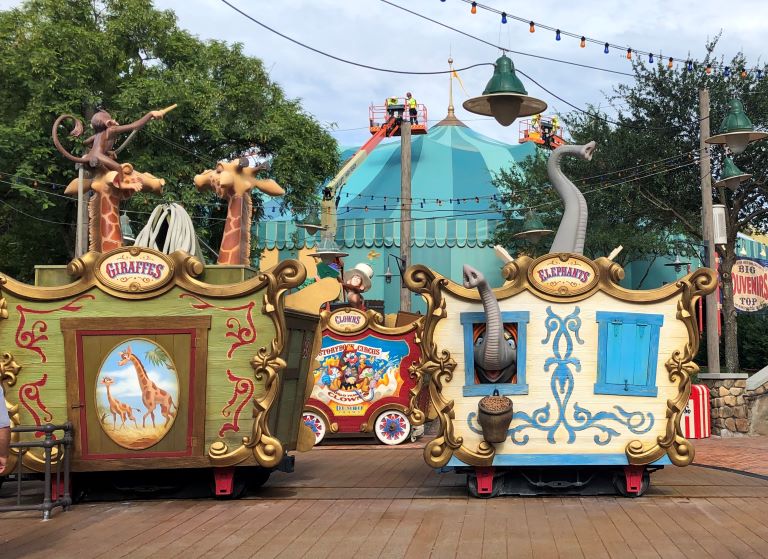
364, 205, 369, 212
604, 42, 609, 54
668, 57, 674, 69
724, 66, 731, 77
626, 48, 632, 60
741, 68, 748, 78
556, 29, 561, 41
580, 36, 586, 48
649, 53, 654, 63
706, 63, 712, 75
687, 60, 693, 72
501, 11, 507, 24
470, 1, 476, 14
529, 21, 535, 33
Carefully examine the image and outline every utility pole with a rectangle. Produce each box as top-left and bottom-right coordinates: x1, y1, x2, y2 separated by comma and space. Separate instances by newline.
75, 163, 89, 257
698, 88, 721, 375
400, 120, 412, 312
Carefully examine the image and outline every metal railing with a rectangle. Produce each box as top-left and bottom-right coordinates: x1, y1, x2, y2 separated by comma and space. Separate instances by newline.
0, 422, 73, 520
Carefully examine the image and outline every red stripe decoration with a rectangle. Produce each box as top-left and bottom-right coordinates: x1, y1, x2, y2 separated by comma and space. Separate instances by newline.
681, 384, 711, 439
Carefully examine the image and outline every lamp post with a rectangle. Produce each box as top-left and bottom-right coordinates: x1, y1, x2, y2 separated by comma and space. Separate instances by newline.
700, 95, 767, 377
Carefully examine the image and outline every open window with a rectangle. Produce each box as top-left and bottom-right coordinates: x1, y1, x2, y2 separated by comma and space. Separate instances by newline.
594, 311, 663, 397
460, 311, 529, 396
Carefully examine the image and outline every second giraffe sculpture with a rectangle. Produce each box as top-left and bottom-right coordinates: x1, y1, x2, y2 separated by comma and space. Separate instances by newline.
117, 346, 177, 428
547, 141, 596, 255
194, 159, 285, 265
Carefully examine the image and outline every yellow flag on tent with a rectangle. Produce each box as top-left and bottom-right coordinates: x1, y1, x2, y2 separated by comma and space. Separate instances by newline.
452, 69, 469, 97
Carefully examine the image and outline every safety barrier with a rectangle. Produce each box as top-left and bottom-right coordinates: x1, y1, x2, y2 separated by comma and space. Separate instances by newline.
0, 423, 73, 520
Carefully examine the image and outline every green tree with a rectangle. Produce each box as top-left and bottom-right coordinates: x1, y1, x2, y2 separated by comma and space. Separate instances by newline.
0, 0, 338, 281
493, 42, 768, 375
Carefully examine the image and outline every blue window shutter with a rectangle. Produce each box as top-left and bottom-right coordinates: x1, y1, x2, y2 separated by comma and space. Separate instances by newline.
595, 312, 662, 397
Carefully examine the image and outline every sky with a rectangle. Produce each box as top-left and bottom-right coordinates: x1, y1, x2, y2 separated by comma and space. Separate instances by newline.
2, 0, 767, 148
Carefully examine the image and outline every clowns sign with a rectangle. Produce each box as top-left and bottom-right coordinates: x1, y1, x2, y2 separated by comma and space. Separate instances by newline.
732, 258, 768, 312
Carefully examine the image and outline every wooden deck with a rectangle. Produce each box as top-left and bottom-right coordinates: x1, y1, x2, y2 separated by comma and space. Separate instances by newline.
4, 444, 768, 558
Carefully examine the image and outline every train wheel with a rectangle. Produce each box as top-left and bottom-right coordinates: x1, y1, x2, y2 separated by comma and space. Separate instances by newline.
302, 412, 327, 444
374, 410, 411, 445
613, 468, 650, 498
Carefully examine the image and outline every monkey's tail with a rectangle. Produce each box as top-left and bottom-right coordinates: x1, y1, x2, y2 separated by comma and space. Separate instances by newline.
52, 114, 88, 164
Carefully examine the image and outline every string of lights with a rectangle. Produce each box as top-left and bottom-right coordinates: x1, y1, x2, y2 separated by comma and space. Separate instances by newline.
452, 0, 766, 78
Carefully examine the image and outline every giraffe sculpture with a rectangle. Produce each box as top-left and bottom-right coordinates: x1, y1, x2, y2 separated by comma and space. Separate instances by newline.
194, 159, 285, 265
64, 164, 164, 252
101, 376, 140, 430
117, 346, 177, 428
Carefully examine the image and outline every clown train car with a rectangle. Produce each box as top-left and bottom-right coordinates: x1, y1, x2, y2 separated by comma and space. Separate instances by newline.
302, 307, 428, 445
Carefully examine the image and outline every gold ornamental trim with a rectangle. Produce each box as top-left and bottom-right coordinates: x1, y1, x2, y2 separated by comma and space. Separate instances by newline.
319, 307, 421, 336
207, 259, 305, 468
625, 268, 716, 466
0, 248, 285, 302
404, 266, 494, 468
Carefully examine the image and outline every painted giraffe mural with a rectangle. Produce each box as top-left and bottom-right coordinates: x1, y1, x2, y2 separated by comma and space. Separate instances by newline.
101, 376, 140, 430
117, 346, 177, 428
194, 159, 285, 265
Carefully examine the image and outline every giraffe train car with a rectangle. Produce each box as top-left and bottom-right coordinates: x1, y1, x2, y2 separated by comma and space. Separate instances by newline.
0, 247, 338, 496
405, 254, 716, 497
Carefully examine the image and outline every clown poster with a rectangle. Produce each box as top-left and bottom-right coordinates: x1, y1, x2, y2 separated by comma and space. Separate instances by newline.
311, 335, 411, 417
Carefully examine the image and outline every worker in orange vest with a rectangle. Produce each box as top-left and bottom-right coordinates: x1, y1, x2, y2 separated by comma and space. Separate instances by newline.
406, 92, 418, 125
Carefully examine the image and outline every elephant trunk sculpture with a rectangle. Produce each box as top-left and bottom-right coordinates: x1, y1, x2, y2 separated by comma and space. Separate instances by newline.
548, 141, 596, 255
462, 265, 516, 383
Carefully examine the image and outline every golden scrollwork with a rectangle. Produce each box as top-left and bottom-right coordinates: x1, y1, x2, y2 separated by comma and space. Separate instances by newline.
207, 259, 305, 468
625, 268, 716, 466
1, 352, 22, 473
405, 265, 495, 467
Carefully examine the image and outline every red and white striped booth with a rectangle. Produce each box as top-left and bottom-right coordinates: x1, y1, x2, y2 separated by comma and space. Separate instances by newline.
681, 384, 711, 438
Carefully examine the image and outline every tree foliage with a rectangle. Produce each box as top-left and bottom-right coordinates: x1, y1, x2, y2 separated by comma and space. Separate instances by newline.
0, 0, 338, 280
493, 40, 768, 374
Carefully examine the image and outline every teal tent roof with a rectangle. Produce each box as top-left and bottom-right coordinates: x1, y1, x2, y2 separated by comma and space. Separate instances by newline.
257, 117, 535, 249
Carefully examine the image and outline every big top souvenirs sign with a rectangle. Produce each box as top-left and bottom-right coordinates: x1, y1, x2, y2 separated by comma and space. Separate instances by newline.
732, 258, 768, 312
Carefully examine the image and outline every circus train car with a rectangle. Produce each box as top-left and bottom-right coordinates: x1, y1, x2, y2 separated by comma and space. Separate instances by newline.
302, 307, 428, 445
0, 246, 337, 496
405, 253, 716, 497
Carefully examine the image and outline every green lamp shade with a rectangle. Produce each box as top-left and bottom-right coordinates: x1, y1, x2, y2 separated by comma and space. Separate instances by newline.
510, 210, 553, 243
713, 157, 751, 189
463, 55, 547, 126
706, 99, 768, 153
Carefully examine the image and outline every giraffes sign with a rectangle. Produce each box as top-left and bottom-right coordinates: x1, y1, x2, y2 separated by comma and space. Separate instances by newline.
117, 346, 178, 428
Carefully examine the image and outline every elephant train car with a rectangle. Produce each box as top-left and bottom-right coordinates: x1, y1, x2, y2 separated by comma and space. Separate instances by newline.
302, 307, 428, 445
405, 253, 716, 497
0, 246, 337, 496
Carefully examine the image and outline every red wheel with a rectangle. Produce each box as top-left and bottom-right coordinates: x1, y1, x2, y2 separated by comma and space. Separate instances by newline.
374, 411, 411, 445
302, 412, 327, 444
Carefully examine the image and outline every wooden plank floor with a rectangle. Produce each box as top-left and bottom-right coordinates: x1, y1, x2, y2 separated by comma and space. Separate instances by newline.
3, 445, 768, 558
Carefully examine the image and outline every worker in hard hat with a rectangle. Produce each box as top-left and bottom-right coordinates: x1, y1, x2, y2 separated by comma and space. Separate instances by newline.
406, 92, 418, 125
551, 115, 560, 135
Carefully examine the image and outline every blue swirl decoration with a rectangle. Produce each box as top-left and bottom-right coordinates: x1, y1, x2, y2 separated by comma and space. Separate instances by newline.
468, 306, 654, 446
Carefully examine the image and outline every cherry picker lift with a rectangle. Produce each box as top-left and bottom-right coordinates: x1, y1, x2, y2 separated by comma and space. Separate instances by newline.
320, 98, 428, 236
518, 114, 566, 150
